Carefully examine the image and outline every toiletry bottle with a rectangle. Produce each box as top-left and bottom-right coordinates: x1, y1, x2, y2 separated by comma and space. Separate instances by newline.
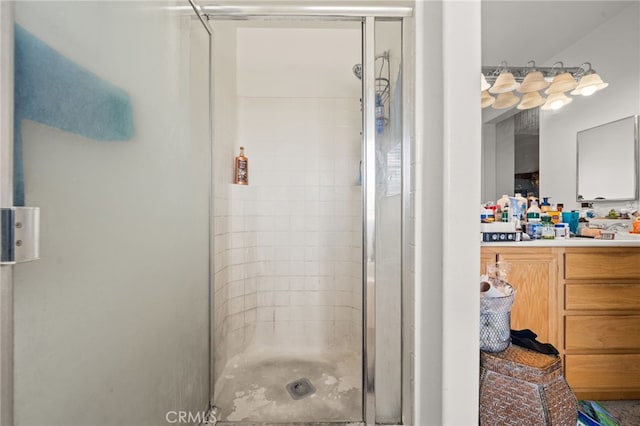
485, 205, 495, 223
580, 202, 595, 219
515, 193, 528, 218
497, 194, 510, 210
526, 200, 541, 223
548, 209, 561, 224
541, 216, 555, 240
480, 205, 488, 223
540, 197, 551, 213
234, 146, 248, 185
501, 204, 509, 222
526, 192, 538, 209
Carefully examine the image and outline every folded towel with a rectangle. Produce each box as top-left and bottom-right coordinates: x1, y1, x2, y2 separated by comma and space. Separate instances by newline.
14, 24, 134, 206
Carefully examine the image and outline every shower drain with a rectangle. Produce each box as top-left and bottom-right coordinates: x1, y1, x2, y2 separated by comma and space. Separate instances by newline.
286, 378, 316, 400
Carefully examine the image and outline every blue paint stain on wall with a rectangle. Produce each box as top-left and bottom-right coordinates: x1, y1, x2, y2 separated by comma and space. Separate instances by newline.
14, 24, 135, 206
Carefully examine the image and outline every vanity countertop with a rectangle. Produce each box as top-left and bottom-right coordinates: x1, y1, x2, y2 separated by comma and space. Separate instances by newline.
481, 237, 640, 247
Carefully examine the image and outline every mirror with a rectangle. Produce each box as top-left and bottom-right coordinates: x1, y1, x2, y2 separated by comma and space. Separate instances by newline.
576, 115, 639, 202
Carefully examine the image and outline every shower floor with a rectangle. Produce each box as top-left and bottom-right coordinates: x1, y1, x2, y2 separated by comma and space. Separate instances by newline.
214, 351, 362, 424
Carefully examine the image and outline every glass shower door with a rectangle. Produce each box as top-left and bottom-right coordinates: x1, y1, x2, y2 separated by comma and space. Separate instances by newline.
10, 2, 212, 425
372, 18, 403, 425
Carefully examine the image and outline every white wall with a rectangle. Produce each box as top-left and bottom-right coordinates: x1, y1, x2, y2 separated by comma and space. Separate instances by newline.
415, 1, 481, 425
540, 2, 640, 213
13, 3, 210, 425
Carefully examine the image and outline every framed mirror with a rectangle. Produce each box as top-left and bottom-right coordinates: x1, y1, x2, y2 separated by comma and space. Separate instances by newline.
576, 115, 639, 202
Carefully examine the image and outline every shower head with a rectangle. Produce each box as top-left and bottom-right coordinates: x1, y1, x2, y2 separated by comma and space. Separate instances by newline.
352, 63, 362, 80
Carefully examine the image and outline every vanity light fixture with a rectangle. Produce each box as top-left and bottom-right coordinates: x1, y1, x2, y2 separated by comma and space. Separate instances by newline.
545, 72, 578, 95
517, 91, 545, 110
493, 91, 520, 109
516, 62, 549, 93
570, 62, 608, 96
481, 60, 608, 111
541, 92, 573, 111
481, 90, 496, 108
481, 74, 491, 92
487, 61, 519, 94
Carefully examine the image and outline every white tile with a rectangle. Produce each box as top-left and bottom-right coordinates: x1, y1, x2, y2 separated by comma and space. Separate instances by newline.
304, 261, 320, 276
274, 232, 291, 245
229, 312, 245, 331
290, 216, 306, 231
245, 293, 257, 310
253, 322, 274, 343
229, 248, 245, 265
273, 291, 291, 306
257, 291, 274, 306
275, 306, 291, 321
290, 292, 307, 306
290, 261, 305, 276
244, 309, 258, 326
335, 306, 352, 321
259, 276, 275, 291
335, 291, 353, 307
304, 277, 321, 291
256, 306, 274, 322
228, 280, 245, 299
304, 174, 320, 188
289, 246, 305, 261
275, 261, 290, 276
228, 296, 245, 315
273, 322, 293, 345
229, 265, 246, 281
290, 231, 306, 246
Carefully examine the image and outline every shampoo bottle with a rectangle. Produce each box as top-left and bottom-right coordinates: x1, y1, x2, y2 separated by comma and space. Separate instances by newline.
234, 146, 248, 185
526, 200, 542, 223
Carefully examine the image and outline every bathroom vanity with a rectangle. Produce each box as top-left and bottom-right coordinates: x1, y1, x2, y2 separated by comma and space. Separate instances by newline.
481, 239, 640, 400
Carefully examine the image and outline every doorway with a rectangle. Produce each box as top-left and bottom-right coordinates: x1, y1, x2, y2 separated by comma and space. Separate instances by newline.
207, 14, 409, 424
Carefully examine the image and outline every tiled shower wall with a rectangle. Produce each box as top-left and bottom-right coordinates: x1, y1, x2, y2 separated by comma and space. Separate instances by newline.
213, 24, 362, 378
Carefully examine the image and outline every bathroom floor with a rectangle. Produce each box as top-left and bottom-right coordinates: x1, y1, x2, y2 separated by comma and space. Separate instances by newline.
597, 400, 640, 425
214, 351, 362, 424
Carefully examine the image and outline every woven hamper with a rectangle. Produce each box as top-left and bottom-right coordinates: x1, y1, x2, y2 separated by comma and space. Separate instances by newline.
479, 344, 578, 426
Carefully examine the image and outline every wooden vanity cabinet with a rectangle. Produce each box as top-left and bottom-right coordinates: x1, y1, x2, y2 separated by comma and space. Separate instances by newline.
481, 247, 560, 348
563, 248, 640, 400
481, 245, 640, 400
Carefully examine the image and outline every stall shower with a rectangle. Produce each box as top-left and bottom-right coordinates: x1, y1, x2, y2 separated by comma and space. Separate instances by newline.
210, 18, 405, 424
5, 2, 412, 424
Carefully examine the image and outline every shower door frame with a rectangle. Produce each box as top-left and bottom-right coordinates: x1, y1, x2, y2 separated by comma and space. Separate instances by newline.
0, 3, 14, 425
201, 4, 415, 425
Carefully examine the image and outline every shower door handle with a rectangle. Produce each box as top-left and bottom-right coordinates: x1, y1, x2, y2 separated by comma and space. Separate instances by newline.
1, 207, 40, 264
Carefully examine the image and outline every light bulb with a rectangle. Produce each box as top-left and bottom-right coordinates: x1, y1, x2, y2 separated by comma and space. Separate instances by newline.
550, 100, 564, 110
580, 85, 597, 96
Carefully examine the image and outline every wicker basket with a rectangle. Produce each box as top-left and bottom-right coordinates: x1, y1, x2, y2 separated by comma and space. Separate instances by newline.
479, 345, 578, 426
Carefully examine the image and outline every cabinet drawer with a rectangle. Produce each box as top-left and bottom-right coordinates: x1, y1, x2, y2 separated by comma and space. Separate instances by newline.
565, 252, 640, 280
566, 354, 640, 390
566, 283, 640, 310
565, 315, 640, 350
